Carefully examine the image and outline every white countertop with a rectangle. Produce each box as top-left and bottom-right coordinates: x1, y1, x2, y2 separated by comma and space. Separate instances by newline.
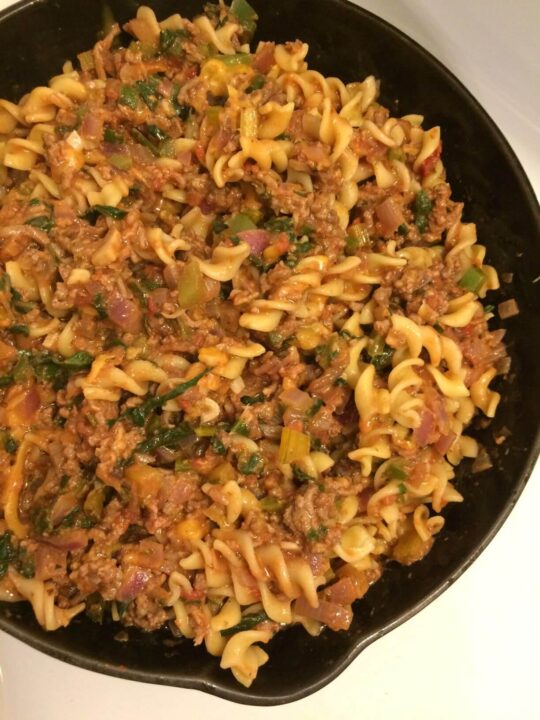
1, 1, 539, 718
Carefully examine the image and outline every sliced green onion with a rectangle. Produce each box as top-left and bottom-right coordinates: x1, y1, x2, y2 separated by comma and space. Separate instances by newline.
195, 426, 217, 437
216, 53, 252, 66
109, 154, 132, 170
227, 212, 256, 233
259, 496, 284, 513
104, 127, 123, 144
230, 419, 250, 436
459, 267, 486, 293
220, 610, 268, 637
231, 0, 258, 30
25, 215, 54, 232
387, 463, 407, 481
279, 427, 310, 464
177, 259, 205, 309
119, 85, 139, 110
92, 205, 127, 220
240, 393, 265, 405
238, 452, 263, 475
77, 50, 95, 71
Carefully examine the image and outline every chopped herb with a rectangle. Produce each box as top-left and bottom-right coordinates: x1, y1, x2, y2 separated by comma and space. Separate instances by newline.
484, 304, 495, 314
306, 524, 328, 542
25, 215, 54, 232
0, 532, 20, 578
259, 496, 284, 513
171, 89, 191, 121
397, 482, 407, 495
104, 127, 123, 144
159, 28, 188, 57
133, 423, 194, 457
246, 74, 265, 93
131, 127, 160, 157
3, 434, 18, 454
116, 370, 209, 427
30, 507, 51, 535
459, 266, 485, 293
119, 84, 139, 110
265, 216, 294, 234
174, 458, 191, 472
248, 254, 275, 272
292, 465, 314, 484
220, 610, 268, 637
210, 436, 226, 455
371, 347, 394, 371
8, 324, 29, 336
334, 377, 348, 387
240, 393, 265, 405
62, 351, 94, 368
93, 293, 108, 319
22, 350, 93, 391
28, 198, 41, 207
13, 300, 34, 315
433, 323, 444, 334
387, 464, 407, 481
397, 223, 408, 236
0, 375, 13, 388
238, 452, 263, 475
146, 124, 169, 143
230, 419, 250, 436
413, 190, 432, 233
307, 399, 323, 417
84, 205, 127, 222
315, 343, 338, 368
213, 217, 228, 235
135, 76, 160, 110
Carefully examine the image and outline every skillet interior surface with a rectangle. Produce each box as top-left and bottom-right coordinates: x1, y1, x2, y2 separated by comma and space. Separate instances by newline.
0, 0, 538, 705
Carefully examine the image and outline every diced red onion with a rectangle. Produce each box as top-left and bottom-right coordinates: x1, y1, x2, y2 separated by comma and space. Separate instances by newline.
498, 298, 519, 319
236, 229, 271, 255
20, 384, 40, 423
375, 198, 405, 235
50, 492, 79, 526
434, 431, 457, 456
279, 388, 312, 412
43, 529, 88, 551
117, 568, 151, 602
295, 596, 353, 631
253, 42, 275, 73
413, 409, 436, 447
108, 294, 142, 334
323, 577, 358, 605
81, 112, 103, 142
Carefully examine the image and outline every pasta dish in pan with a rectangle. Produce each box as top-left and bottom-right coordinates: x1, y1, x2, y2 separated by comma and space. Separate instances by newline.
0, 1, 508, 687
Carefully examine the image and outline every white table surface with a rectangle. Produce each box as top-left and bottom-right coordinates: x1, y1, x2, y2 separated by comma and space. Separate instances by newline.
1, 1, 539, 718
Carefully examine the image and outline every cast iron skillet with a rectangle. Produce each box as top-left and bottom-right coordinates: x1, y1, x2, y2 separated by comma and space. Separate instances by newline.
0, 0, 538, 706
